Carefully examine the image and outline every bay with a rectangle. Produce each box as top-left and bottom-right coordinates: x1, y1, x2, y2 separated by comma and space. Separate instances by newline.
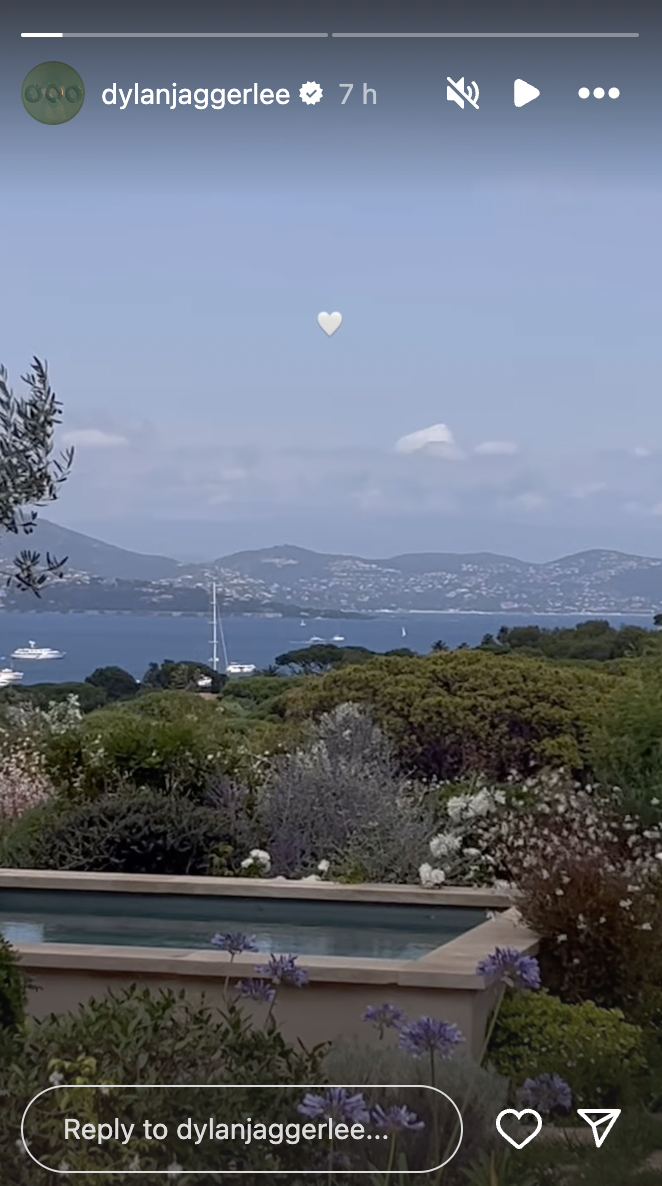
0, 610, 654, 685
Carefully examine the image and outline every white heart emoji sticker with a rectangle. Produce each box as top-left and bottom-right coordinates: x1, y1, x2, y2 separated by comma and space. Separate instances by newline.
495, 1109, 543, 1149
318, 311, 342, 336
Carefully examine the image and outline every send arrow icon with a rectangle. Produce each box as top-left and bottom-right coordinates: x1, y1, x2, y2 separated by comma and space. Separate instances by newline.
576, 1109, 621, 1148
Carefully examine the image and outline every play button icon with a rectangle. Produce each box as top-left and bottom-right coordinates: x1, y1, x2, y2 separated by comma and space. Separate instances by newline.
514, 79, 540, 107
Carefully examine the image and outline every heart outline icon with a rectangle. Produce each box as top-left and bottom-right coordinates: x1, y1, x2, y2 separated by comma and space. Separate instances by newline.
495, 1108, 543, 1149
318, 311, 342, 336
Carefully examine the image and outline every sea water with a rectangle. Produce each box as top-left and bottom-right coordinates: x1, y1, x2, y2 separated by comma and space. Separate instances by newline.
0, 610, 652, 685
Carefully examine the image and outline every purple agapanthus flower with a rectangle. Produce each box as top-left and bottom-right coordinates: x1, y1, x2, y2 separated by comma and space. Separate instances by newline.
254, 953, 309, 988
372, 1104, 425, 1132
362, 1003, 407, 1037
398, 1016, 465, 1059
211, 932, 259, 956
476, 947, 541, 991
237, 978, 277, 1005
298, 1088, 370, 1125
518, 1073, 572, 1115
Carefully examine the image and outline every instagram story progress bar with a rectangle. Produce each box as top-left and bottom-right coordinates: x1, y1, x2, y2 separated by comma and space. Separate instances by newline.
21, 31, 638, 39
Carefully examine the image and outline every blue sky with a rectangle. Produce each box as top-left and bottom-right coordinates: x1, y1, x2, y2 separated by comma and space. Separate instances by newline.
1, 2, 660, 560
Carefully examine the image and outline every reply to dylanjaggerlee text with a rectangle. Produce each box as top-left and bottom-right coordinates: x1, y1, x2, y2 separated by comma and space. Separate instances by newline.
64, 1115, 389, 1146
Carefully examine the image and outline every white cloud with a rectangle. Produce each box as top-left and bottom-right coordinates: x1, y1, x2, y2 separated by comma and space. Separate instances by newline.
395, 423, 462, 457
513, 492, 545, 511
63, 429, 128, 449
474, 440, 519, 455
570, 481, 607, 499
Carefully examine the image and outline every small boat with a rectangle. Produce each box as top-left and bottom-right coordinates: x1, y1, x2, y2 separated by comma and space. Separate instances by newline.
401, 627, 407, 639
330, 635, 345, 642
11, 640, 64, 661
226, 662, 257, 676
0, 667, 23, 686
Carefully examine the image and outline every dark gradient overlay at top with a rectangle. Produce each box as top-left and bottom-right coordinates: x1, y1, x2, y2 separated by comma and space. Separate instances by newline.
0, 0, 659, 562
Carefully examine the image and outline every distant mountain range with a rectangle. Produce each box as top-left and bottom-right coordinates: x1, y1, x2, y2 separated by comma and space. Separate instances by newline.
0, 520, 185, 582
1, 520, 662, 615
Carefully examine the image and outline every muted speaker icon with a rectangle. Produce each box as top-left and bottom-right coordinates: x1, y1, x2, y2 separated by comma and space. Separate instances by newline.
447, 77, 479, 109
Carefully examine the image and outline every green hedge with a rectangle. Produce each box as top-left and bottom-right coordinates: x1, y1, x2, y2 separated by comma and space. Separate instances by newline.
489, 990, 645, 1105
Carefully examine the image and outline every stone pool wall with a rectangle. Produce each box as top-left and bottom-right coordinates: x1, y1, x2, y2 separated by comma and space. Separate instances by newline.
0, 871, 537, 1058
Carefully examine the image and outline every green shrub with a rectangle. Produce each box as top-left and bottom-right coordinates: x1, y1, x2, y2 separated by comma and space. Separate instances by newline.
45, 691, 285, 802
489, 991, 645, 1105
1, 787, 235, 875
0, 984, 326, 1182
591, 663, 662, 823
285, 650, 616, 781
0, 936, 25, 1033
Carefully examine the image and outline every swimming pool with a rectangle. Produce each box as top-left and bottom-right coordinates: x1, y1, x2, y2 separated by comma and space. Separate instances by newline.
0, 887, 488, 961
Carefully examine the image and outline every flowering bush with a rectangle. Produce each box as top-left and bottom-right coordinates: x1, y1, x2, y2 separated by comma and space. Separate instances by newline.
0, 741, 53, 822
505, 783, 662, 1008
0, 709, 54, 824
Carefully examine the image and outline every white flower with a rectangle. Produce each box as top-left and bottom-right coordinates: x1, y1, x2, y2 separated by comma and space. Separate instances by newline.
640, 922, 653, 931
429, 832, 462, 860
249, 848, 271, 871
469, 788, 495, 817
317, 859, 330, 874
240, 856, 255, 869
446, 794, 471, 823
418, 863, 446, 888
49, 1070, 64, 1086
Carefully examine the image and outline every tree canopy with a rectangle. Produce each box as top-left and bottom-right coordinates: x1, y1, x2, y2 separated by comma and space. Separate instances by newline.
284, 648, 618, 782
0, 358, 74, 593
274, 643, 376, 675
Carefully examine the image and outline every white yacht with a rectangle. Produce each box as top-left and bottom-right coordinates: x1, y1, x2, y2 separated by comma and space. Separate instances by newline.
226, 662, 257, 676
11, 640, 65, 661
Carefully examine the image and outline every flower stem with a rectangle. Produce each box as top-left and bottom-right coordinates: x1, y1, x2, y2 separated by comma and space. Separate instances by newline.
437, 983, 506, 1178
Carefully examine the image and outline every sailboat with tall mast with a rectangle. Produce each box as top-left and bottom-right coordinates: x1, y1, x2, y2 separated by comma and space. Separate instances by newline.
209, 582, 256, 677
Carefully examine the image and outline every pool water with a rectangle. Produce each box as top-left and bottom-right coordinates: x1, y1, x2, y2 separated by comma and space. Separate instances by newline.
0, 889, 487, 961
